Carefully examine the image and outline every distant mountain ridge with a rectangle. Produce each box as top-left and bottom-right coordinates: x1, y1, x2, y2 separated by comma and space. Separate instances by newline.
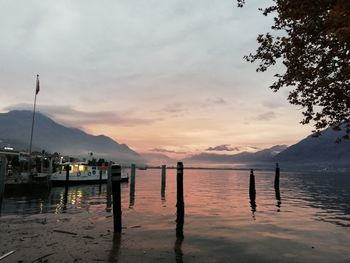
0, 110, 142, 163
186, 127, 350, 168
185, 145, 287, 164
275, 126, 350, 167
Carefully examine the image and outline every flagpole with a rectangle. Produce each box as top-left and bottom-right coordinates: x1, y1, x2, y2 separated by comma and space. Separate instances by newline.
29, 74, 39, 156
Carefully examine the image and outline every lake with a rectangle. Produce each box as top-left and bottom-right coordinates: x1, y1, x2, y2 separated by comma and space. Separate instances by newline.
1, 169, 350, 262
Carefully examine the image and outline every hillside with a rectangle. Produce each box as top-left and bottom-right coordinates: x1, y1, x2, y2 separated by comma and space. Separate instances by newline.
185, 145, 287, 164
275, 127, 350, 167
0, 110, 143, 164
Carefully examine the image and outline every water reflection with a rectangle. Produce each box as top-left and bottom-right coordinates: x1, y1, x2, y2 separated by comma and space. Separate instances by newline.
175, 201, 184, 263
275, 186, 282, 212
108, 233, 121, 262
293, 172, 350, 227
1, 170, 350, 231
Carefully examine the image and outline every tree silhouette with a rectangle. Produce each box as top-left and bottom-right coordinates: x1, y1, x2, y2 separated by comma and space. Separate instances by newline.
239, 0, 350, 139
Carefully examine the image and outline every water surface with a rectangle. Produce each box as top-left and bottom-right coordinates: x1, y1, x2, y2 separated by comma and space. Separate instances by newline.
2, 169, 350, 262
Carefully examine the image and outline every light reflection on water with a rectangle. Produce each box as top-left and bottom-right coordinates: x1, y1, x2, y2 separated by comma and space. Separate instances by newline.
2, 169, 350, 261
2, 170, 350, 226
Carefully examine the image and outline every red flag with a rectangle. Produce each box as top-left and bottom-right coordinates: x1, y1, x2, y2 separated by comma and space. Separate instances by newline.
36, 74, 40, 95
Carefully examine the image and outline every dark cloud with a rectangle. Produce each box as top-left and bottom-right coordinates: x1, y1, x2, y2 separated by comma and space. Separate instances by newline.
5, 104, 159, 127
150, 148, 187, 154
205, 144, 240, 152
256, 111, 276, 121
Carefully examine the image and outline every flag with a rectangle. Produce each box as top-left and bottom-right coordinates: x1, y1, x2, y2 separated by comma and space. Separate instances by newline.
35, 74, 40, 95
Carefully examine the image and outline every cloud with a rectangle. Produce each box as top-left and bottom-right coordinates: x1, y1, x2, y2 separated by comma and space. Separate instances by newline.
205, 144, 240, 152
208, 97, 228, 105
150, 148, 187, 154
256, 111, 276, 121
5, 104, 159, 127
162, 103, 187, 114
262, 100, 285, 109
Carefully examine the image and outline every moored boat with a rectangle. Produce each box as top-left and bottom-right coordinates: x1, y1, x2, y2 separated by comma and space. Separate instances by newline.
50, 162, 129, 186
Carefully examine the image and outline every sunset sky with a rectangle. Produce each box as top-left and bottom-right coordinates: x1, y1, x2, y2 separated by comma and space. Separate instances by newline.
0, 0, 312, 158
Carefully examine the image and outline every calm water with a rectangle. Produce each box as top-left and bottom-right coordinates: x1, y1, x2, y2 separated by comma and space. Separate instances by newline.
2, 169, 350, 262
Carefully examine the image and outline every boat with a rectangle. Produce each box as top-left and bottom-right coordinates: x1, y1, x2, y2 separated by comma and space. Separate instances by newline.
50, 162, 129, 186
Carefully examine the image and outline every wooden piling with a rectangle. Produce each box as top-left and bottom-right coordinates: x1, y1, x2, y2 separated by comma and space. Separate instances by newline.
65, 164, 70, 185
99, 169, 103, 183
129, 164, 136, 208
106, 166, 112, 211
249, 169, 256, 199
130, 164, 136, 186
161, 165, 166, 198
177, 162, 184, 206
249, 169, 256, 215
0, 157, 7, 214
111, 164, 122, 233
176, 162, 184, 239
274, 163, 280, 189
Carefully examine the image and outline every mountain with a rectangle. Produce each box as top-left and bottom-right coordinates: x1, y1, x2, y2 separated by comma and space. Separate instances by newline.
0, 110, 143, 164
141, 152, 176, 166
275, 127, 350, 167
185, 145, 287, 164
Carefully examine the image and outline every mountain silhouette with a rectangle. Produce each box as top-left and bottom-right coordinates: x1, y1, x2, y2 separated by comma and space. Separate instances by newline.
185, 145, 287, 164
0, 110, 142, 163
275, 127, 350, 167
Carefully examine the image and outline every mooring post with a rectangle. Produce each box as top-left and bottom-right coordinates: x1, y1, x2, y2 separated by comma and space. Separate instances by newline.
161, 165, 166, 190
99, 169, 103, 185
0, 157, 7, 214
249, 169, 257, 218
111, 164, 122, 233
176, 162, 184, 238
129, 164, 136, 208
130, 164, 136, 186
65, 164, 70, 186
106, 166, 112, 211
274, 163, 280, 189
249, 169, 256, 198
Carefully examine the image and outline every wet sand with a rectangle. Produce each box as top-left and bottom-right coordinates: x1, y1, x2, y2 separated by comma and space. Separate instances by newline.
0, 210, 179, 263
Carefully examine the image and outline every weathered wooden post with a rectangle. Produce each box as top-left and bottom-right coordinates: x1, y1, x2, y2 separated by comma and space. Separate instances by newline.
161, 165, 166, 200
249, 169, 256, 198
174, 162, 184, 262
106, 166, 112, 211
176, 162, 184, 239
249, 169, 256, 216
98, 169, 103, 194
65, 164, 70, 185
129, 164, 136, 208
130, 164, 136, 188
99, 169, 103, 183
274, 163, 280, 189
0, 156, 7, 214
111, 164, 122, 233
